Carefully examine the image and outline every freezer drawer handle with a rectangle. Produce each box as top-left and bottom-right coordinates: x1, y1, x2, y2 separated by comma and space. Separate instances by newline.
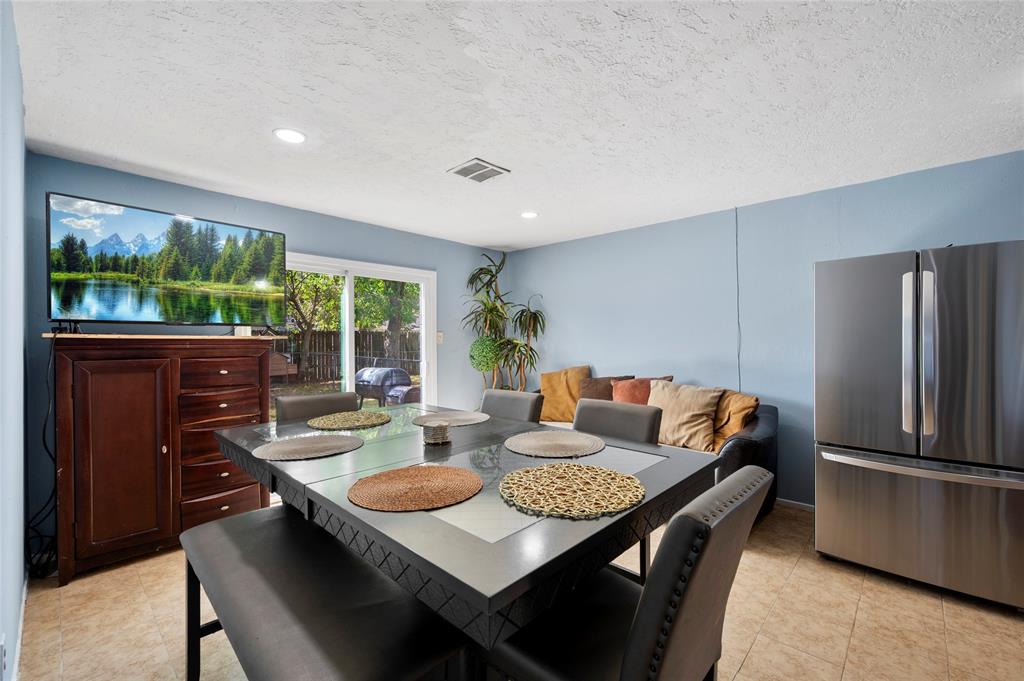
820, 451, 1024, 490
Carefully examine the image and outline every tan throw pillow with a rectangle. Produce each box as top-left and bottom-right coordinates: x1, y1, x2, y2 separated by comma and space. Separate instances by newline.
713, 389, 760, 451
648, 381, 724, 452
539, 365, 592, 422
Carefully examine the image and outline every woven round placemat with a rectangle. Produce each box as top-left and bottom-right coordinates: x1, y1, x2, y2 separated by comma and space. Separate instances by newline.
503, 430, 605, 458
252, 434, 363, 461
307, 410, 392, 431
498, 463, 645, 519
347, 466, 483, 512
412, 411, 491, 427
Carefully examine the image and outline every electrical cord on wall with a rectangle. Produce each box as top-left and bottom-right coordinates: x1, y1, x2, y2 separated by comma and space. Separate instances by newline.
734, 207, 743, 392
25, 330, 59, 578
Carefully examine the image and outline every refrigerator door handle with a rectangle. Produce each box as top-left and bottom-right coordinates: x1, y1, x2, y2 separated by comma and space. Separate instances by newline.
920, 270, 937, 436
901, 272, 915, 433
820, 450, 1024, 490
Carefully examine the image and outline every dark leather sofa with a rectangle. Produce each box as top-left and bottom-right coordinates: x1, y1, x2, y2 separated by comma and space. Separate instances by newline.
716, 403, 778, 516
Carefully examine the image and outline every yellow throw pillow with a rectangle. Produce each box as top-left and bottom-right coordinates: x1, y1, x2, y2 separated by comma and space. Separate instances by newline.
539, 365, 592, 422
648, 381, 724, 452
712, 389, 760, 451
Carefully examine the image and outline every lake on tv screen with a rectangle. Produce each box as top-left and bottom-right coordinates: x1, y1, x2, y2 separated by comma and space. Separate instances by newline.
48, 195, 285, 324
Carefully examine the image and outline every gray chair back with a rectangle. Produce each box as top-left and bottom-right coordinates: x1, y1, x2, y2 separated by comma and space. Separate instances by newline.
480, 389, 544, 423
621, 466, 773, 681
275, 392, 360, 424
573, 398, 662, 444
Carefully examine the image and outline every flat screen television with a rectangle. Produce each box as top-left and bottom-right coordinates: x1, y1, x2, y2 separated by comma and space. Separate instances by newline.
47, 193, 286, 326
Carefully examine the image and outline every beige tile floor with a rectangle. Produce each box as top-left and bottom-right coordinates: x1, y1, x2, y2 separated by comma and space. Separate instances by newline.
18, 506, 1024, 680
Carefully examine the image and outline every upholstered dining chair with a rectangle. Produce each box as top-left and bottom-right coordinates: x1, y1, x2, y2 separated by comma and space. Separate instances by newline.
276, 392, 360, 425
573, 398, 663, 582
481, 466, 773, 681
572, 398, 663, 445
480, 389, 544, 423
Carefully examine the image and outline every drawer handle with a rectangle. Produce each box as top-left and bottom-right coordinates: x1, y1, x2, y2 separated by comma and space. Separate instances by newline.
219, 370, 229, 375
219, 471, 230, 478
220, 505, 230, 512
161, 445, 168, 454
219, 403, 228, 408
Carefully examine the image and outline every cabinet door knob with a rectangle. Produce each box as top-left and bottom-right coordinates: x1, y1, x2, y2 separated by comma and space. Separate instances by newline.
161, 445, 168, 454
220, 505, 230, 512
218, 471, 230, 478
219, 403, 228, 408
219, 370, 229, 375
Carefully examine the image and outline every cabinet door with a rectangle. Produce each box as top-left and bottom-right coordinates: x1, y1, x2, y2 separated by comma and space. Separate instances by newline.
74, 358, 174, 558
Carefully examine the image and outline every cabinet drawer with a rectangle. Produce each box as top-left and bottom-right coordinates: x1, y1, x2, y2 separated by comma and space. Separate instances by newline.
181, 415, 259, 461
180, 357, 260, 389
182, 459, 255, 500
181, 484, 262, 530
179, 387, 260, 426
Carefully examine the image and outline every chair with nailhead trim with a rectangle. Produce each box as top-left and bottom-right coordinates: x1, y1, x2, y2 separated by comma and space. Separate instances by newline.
480, 465, 773, 681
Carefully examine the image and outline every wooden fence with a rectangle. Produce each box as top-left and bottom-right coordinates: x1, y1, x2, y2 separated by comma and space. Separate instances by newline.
274, 329, 421, 382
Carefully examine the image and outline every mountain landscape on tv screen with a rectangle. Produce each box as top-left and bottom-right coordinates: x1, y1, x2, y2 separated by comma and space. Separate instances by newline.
48, 194, 285, 325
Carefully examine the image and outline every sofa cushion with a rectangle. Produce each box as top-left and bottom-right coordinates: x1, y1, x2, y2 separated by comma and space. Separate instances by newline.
579, 375, 635, 401
713, 390, 760, 451
540, 365, 592, 422
648, 381, 723, 452
610, 376, 673, 405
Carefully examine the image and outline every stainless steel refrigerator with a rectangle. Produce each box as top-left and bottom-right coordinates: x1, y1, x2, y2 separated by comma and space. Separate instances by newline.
814, 240, 1024, 608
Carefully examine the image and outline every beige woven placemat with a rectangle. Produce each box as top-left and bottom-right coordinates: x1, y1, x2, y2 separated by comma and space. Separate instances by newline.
412, 411, 491, 427
503, 430, 605, 458
347, 465, 483, 512
252, 434, 363, 461
307, 410, 392, 431
499, 463, 645, 519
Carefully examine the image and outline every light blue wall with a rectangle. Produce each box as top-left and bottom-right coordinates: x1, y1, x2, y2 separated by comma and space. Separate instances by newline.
24, 153, 495, 530
0, 1, 25, 678
507, 151, 1024, 505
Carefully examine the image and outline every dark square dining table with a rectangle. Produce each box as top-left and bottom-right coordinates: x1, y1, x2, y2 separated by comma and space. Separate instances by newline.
215, 403, 720, 650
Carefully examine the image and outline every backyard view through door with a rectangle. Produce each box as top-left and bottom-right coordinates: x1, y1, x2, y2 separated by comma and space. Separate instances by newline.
271, 264, 427, 419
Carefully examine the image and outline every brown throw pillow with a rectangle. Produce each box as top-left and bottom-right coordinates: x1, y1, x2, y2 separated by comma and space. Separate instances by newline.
648, 381, 724, 452
579, 375, 635, 401
539, 365, 592, 422
713, 389, 760, 451
610, 376, 674, 405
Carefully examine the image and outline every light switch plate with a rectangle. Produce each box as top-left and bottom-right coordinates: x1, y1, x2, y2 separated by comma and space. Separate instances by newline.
436, 331, 444, 345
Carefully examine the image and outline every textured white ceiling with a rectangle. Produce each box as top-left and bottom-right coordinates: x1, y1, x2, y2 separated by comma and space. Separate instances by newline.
13, 1, 1024, 250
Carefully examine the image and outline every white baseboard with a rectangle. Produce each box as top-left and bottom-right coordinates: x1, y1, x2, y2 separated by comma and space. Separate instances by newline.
10, 578, 26, 681
776, 497, 815, 512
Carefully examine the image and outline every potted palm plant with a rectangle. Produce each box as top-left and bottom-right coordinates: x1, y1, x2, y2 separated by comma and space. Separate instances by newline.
463, 255, 545, 390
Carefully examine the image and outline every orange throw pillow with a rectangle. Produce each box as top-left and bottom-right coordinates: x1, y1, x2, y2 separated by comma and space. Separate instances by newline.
610, 376, 674, 405
712, 389, 760, 451
539, 365, 592, 422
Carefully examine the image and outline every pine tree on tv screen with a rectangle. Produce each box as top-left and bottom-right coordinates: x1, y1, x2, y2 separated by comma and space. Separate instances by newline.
48, 194, 286, 325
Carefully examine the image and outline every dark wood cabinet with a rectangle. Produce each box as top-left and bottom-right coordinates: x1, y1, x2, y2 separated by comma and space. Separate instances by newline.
54, 334, 277, 584
72, 358, 175, 558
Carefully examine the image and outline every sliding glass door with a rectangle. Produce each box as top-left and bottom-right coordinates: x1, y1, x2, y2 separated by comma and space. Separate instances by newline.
271, 253, 436, 416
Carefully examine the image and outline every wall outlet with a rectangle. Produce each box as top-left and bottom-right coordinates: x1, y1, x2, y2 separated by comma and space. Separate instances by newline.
436, 331, 444, 345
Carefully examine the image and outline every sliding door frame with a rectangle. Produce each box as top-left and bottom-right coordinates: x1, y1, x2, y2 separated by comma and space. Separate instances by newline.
287, 252, 438, 405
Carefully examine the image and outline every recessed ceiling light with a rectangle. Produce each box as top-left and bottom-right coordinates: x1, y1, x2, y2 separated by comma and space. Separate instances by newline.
521, 211, 539, 219
273, 128, 306, 144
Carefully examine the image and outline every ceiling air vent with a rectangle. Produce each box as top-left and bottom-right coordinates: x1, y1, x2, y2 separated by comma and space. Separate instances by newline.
448, 158, 510, 183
